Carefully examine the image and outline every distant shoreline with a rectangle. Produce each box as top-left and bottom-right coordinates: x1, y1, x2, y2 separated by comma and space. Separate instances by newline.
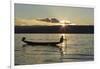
15, 25, 94, 34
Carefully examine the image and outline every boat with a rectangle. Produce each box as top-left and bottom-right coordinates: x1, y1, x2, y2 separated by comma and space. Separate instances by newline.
22, 36, 63, 45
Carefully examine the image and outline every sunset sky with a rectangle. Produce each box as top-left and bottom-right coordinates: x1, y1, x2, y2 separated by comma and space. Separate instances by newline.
15, 3, 94, 25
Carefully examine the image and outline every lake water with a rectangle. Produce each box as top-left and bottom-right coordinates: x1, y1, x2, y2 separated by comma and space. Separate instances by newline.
15, 34, 94, 65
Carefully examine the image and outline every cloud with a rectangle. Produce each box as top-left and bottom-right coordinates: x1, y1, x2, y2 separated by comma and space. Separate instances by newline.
15, 18, 52, 26
15, 18, 72, 26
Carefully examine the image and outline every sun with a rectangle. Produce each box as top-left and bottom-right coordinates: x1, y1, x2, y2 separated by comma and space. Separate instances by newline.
61, 23, 65, 27
60, 20, 71, 27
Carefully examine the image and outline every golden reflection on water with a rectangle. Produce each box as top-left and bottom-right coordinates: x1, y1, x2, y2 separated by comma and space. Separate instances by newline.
60, 34, 66, 55
15, 34, 94, 65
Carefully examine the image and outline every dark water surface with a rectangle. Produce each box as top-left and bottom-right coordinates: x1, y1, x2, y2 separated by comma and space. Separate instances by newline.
15, 34, 94, 65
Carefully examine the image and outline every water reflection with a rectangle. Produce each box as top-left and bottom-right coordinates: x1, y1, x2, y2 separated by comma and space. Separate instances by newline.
22, 43, 65, 62
15, 34, 94, 65
22, 34, 66, 60
60, 34, 66, 54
